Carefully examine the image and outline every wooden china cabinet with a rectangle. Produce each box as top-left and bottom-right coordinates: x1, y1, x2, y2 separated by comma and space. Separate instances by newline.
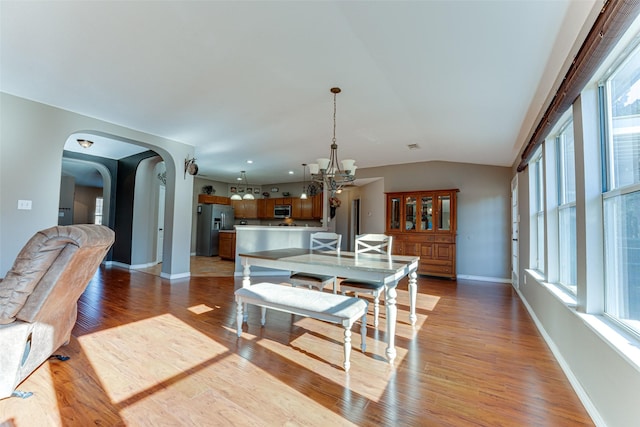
385, 189, 459, 279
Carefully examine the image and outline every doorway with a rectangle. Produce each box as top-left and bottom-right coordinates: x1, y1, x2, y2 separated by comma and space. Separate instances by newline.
350, 198, 361, 251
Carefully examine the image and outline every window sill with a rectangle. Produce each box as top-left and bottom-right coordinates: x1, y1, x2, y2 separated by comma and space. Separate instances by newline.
524, 269, 640, 373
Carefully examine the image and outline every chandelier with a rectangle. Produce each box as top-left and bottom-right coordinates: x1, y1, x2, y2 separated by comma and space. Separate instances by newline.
308, 87, 356, 195
230, 171, 254, 200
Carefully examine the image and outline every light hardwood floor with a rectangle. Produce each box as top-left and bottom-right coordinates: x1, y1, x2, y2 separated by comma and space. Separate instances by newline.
0, 266, 594, 426
135, 256, 236, 277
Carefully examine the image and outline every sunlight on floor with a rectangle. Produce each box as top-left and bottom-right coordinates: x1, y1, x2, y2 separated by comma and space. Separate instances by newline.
69, 285, 443, 423
224, 286, 440, 403
78, 314, 230, 403
188, 303, 216, 314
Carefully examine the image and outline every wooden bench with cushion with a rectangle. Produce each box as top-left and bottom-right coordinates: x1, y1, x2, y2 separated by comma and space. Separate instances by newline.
235, 282, 368, 372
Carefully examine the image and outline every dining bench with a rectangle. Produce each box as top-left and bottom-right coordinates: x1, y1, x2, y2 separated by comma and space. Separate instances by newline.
234, 282, 368, 372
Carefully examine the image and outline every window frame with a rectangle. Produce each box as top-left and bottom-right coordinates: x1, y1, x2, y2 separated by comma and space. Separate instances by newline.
530, 149, 545, 274
598, 40, 640, 339
555, 118, 577, 293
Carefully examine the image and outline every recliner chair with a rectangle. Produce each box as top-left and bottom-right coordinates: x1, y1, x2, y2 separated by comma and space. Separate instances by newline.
0, 224, 115, 399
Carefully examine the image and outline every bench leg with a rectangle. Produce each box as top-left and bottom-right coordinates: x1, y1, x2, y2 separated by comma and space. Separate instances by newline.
343, 326, 352, 372
360, 312, 367, 353
260, 306, 267, 325
236, 298, 243, 337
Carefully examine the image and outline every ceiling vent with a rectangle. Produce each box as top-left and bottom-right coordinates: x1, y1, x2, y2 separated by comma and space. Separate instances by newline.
407, 143, 420, 150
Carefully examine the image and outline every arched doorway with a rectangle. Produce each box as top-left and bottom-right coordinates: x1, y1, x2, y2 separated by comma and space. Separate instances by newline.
60, 132, 174, 273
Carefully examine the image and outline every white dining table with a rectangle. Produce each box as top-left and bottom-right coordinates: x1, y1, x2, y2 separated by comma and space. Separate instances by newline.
238, 248, 419, 364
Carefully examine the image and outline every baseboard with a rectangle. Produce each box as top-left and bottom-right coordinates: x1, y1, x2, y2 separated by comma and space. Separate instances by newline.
513, 285, 605, 426
110, 261, 132, 270
456, 274, 511, 284
160, 271, 191, 280
129, 262, 158, 270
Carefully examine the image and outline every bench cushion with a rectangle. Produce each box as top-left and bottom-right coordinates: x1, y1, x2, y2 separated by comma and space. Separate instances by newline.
235, 282, 367, 324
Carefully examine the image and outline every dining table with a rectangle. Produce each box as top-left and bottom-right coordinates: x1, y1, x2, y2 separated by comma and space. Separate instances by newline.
238, 247, 420, 364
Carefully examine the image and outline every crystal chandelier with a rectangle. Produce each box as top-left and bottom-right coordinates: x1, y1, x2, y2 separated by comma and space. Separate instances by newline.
308, 87, 356, 195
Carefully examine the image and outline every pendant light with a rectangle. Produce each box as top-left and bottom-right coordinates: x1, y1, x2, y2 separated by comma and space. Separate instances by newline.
241, 171, 254, 200
300, 163, 308, 199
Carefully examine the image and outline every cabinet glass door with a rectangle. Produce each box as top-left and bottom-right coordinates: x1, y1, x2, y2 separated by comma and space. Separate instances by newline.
420, 196, 433, 230
437, 195, 451, 230
389, 196, 401, 231
405, 196, 417, 230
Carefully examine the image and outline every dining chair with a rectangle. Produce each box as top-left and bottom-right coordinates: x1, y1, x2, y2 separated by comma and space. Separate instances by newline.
339, 233, 393, 328
289, 232, 342, 293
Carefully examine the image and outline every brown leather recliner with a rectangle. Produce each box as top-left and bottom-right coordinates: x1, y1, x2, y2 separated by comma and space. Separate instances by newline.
0, 224, 115, 399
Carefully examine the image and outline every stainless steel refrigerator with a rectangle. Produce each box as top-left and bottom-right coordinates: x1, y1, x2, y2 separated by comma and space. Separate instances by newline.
196, 204, 235, 256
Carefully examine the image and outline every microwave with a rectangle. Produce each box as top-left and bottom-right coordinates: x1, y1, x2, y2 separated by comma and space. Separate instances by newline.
274, 204, 291, 218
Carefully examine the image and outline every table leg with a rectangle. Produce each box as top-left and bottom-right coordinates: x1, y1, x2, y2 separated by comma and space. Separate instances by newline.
385, 281, 398, 365
241, 260, 252, 319
242, 261, 252, 288
236, 297, 243, 336
408, 269, 417, 325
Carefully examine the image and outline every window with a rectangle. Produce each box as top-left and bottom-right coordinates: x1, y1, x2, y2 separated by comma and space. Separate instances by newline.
530, 151, 545, 273
601, 43, 640, 335
557, 119, 577, 293
94, 197, 103, 225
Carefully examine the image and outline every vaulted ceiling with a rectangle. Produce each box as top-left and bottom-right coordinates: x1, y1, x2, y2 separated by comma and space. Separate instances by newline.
0, 1, 599, 185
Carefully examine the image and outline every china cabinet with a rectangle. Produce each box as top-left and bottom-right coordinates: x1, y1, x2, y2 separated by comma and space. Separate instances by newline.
386, 189, 458, 279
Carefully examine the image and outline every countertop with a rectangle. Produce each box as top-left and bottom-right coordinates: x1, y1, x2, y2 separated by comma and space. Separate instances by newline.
234, 225, 326, 231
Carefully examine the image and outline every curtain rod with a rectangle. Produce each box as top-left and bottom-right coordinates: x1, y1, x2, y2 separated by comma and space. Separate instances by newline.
517, 0, 640, 172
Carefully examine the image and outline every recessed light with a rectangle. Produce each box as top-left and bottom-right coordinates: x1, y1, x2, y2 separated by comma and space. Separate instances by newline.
288, 171, 294, 175
247, 160, 253, 164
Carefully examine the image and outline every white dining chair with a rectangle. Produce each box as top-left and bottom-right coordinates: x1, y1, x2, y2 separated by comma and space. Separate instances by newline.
289, 232, 342, 293
339, 233, 393, 327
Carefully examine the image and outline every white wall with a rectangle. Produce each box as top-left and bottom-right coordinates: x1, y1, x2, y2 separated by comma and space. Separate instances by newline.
0, 93, 194, 278
131, 157, 163, 267
516, 164, 640, 426
358, 161, 512, 280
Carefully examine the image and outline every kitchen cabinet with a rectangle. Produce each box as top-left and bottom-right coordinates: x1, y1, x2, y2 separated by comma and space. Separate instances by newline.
264, 198, 276, 219
257, 199, 266, 218
386, 189, 458, 279
291, 197, 313, 219
231, 199, 258, 219
218, 231, 236, 260
198, 194, 230, 205
312, 193, 323, 219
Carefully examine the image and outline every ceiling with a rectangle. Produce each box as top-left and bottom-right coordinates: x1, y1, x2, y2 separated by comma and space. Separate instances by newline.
0, 1, 599, 185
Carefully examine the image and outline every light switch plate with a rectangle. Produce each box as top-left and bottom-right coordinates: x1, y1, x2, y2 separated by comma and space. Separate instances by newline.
18, 200, 32, 210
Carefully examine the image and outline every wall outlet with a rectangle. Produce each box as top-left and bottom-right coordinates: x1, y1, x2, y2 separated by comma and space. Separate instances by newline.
18, 200, 32, 210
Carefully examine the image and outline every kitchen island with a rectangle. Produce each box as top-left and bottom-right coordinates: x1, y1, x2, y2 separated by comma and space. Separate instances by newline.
233, 225, 328, 276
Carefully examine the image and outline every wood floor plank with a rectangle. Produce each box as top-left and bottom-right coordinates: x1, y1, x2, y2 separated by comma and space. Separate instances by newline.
0, 264, 594, 426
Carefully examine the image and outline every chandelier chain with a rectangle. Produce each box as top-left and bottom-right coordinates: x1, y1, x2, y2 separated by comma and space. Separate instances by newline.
332, 91, 337, 145
308, 86, 356, 196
